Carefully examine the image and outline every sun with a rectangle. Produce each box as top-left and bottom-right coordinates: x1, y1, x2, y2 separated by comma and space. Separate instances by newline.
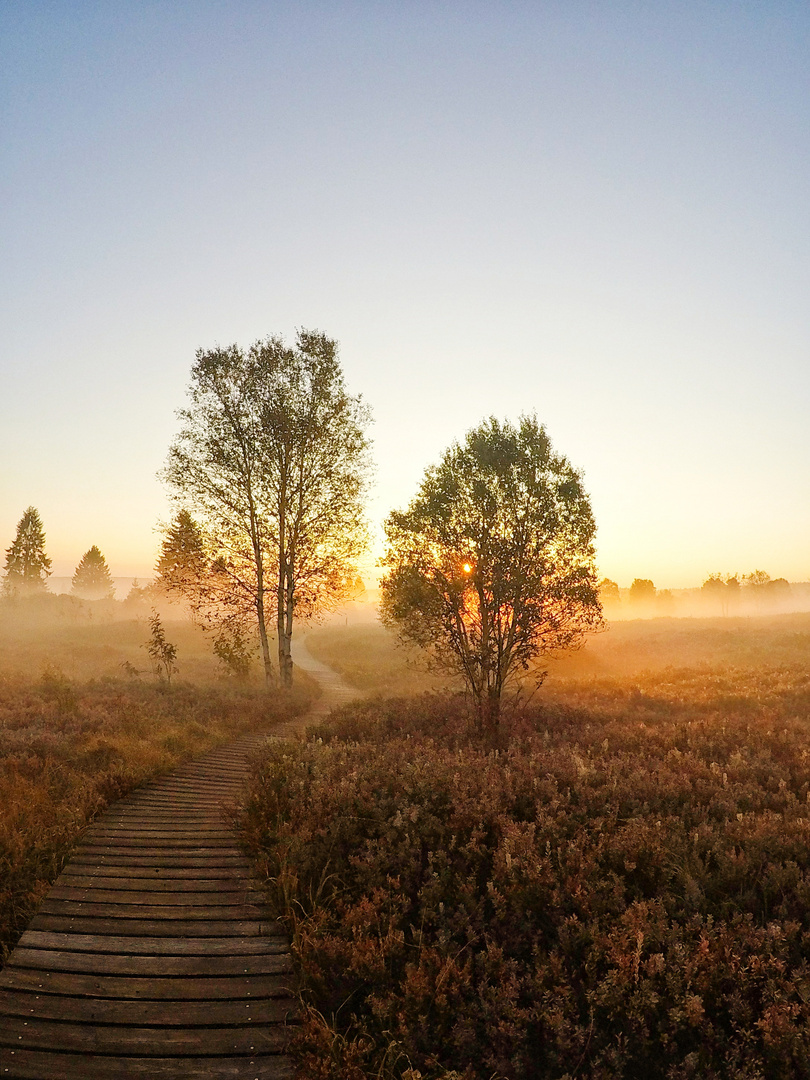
462, 563, 472, 574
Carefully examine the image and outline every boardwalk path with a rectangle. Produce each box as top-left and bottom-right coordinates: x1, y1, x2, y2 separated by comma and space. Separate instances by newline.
0, 637, 358, 1079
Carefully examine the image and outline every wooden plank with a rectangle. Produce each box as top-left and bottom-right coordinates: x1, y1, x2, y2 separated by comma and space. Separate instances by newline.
7, 947, 292, 977
0, 1049, 295, 1079
48, 886, 262, 905
58, 865, 251, 880
69, 846, 246, 858
77, 837, 245, 849
56, 875, 249, 892
18, 931, 287, 955
0, 968, 296, 1000
0, 1015, 290, 1054
85, 830, 239, 839
35, 900, 264, 919
113, 798, 233, 809
0, 989, 295, 1025
67, 854, 250, 868
85, 829, 237, 838
28, 915, 276, 937
0, 725, 300, 1079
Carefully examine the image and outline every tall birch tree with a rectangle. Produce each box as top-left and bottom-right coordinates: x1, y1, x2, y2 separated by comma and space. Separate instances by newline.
162, 330, 371, 687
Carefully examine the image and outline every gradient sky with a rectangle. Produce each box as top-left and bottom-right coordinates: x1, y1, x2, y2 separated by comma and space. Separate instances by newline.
2, 1, 809, 588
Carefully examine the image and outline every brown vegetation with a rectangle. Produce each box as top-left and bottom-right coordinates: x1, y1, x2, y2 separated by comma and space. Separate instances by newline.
241, 612, 810, 1079
0, 600, 313, 964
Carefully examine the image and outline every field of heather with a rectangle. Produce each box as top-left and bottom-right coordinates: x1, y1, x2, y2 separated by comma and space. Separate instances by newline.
241, 613, 810, 1080
0, 600, 313, 963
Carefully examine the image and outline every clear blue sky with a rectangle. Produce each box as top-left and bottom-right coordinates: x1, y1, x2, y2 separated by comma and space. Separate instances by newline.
2, 1, 808, 587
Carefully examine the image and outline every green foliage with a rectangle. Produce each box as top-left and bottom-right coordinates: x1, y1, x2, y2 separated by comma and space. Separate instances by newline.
380, 415, 603, 732
212, 621, 255, 681
161, 330, 372, 687
242, 660, 810, 1079
2, 507, 51, 598
144, 609, 178, 685
71, 544, 115, 600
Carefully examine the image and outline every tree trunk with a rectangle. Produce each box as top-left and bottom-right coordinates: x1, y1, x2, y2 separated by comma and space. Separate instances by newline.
277, 561, 294, 688
278, 618, 293, 687
255, 590, 274, 687
479, 687, 501, 738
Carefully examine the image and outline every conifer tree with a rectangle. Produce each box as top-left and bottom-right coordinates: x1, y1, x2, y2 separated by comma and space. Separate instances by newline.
2, 506, 52, 598
155, 510, 208, 597
71, 546, 115, 600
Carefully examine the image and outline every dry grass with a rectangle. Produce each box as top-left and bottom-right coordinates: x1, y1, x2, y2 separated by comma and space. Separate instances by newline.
306, 611, 810, 699
304, 621, 457, 696
0, 596, 314, 964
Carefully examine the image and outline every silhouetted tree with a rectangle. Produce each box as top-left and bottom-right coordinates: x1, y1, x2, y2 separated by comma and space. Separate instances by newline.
2, 506, 51, 598
161, 330, 372, 687
743, 570, 771, 607
725, 574, 741, 609
123, 579, 150, 611
380, 415, 603, 734
155, 510, 208, 598
629, 578, 656, 606
702, 572, 728, 614
767, 577, 791, 601
71, 545, 115, 600
598, 578, 621, 606
155, 510, 255, 669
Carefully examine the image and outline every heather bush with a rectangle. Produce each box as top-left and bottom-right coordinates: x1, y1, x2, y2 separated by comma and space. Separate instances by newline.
241, 662, 810, 1079
0, 669, 310, 962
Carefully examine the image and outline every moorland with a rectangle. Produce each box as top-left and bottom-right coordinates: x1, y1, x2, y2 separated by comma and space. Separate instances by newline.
4, 596, 810, 1078
0, 594, 312, 962
239, 610, 810, 1079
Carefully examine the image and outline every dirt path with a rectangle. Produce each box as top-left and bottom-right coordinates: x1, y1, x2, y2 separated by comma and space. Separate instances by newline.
266, 633, 362, 737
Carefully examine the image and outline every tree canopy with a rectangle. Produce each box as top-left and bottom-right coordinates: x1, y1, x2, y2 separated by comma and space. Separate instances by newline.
72, 545, 115, 600
380, 415, 603, 732
161, 329, 372, 686
2, 506, 51, 598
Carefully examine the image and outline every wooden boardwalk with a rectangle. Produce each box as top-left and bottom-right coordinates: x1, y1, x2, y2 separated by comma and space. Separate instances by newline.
0, 735, 297, 1079
0, 636, 359, 1078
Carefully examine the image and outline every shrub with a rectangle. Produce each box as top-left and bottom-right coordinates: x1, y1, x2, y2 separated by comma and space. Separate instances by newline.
241, 665, 810, 1079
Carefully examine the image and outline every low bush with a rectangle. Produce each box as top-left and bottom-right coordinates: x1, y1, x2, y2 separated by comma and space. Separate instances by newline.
241, 662, 810, 1079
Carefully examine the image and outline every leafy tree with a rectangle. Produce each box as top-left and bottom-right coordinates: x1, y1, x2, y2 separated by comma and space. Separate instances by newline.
725, 573, 741, 609
767, 577, 791, 601
598, 577, 621, 606
742, 570, 773, 606
380, 415, 603, 733
2, 506, 52, 598
71, 545, 115, 600
155, 510, 256, 671
161, 330, 372, 687
702, 572, 728, 614
629, 578, 656, 606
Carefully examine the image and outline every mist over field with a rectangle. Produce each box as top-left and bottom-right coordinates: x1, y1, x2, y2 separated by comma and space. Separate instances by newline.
3, 2, 810, 1075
